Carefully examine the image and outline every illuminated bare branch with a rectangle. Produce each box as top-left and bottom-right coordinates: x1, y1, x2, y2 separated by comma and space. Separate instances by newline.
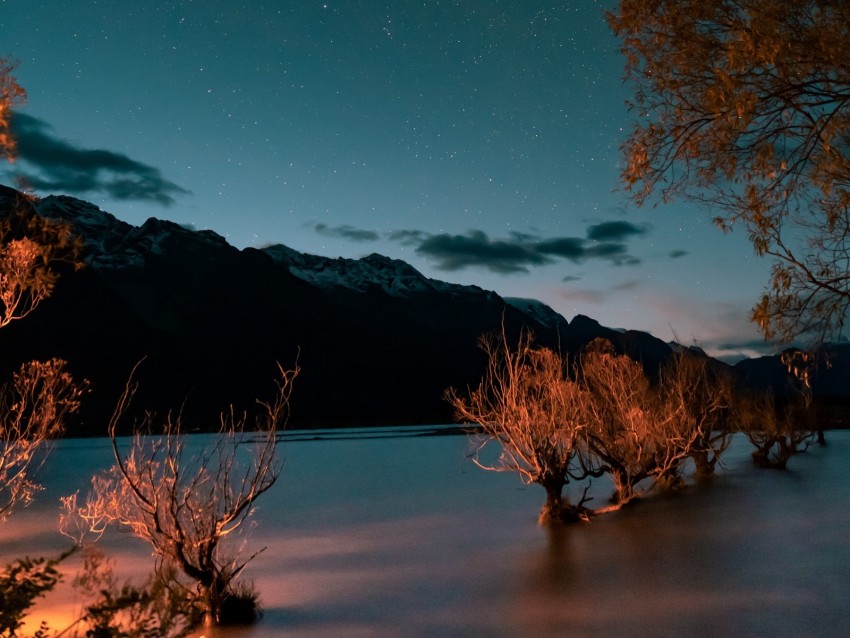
580, 339, 675, 506
62, 362, 299, 626
0, 359, 83, 522
658, 351, 734, 477
447, 328, 597, 525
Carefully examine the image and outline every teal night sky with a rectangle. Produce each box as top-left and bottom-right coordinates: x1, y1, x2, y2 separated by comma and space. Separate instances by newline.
1, 1, 772, 360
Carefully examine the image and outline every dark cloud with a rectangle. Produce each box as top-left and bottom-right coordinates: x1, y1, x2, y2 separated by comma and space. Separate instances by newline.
414, 230, 552, 274
507, 230, 539, 242
298, 217, 651, 275
669, 249, 689, 259
385, 224, 644, 273
586, 220, 648, 241
562, 275, 582, 283
8, 112, 188, 205
314, 223, 379, 242
536, 237, 586, 260
538, 237, 639, 265
586, 242, 636, 264
387, 229, 429, 245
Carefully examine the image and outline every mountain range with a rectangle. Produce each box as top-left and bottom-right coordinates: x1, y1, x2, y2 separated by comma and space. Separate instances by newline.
0, 185, 846, 435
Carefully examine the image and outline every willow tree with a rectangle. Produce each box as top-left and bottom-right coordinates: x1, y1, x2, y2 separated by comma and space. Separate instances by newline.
609, 1, 850, 344
62, 363, 299, 627
579, 339, 706, 505
658, 350, 734, 477
447, 330, 597, 525
732, 389, 816, 469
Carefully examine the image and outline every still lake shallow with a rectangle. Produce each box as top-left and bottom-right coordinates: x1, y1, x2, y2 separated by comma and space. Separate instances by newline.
3, 427, 850, 637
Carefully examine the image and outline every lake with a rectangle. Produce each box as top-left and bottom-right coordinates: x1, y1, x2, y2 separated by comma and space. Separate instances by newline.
3, 427, 849, 637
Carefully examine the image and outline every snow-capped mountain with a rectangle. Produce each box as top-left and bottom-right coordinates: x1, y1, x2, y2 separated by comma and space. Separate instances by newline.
35, 193, 235, 271
504, 297, 566, 329
32, 190, 494, 301
2, 185, 605, 432
11, 185, 844, 434
262, 243, 488, 299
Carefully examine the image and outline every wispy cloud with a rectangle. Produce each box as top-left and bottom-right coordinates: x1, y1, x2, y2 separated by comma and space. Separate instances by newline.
586, 220, 648, 241
314, 223, 379, 242
8, 112, 188, 205
613, 280, 640, 291
387, 229, 429, 245
668, 249, 688, 259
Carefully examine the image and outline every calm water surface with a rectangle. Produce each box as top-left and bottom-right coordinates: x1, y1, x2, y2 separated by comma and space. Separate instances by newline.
4, 428, 849, 637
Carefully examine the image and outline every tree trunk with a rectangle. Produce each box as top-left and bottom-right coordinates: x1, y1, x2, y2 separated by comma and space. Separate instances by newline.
692, 450, 716, 478
751, 440, 788, 470
538, 479, 584, 525
609, 467, 633, 504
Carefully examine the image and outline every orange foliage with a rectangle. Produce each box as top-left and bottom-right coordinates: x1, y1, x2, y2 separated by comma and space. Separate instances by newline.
449, 330, 735, 523
0, 57, 26, 161
610, 0, 850, 344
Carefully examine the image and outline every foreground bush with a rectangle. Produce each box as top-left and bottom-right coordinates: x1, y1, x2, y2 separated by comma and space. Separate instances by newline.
0, 550, 72, 637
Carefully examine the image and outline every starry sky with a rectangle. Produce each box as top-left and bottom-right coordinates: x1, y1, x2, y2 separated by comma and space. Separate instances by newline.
1, 0, 774, 360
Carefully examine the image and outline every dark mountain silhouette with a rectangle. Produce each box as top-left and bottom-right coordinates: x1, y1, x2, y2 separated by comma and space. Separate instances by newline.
734, 343, 850, 421
0, 185, 845, 434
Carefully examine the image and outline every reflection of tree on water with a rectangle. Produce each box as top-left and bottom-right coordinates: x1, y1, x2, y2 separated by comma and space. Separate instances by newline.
508, 525, 589, 636
534, 526, 575, 593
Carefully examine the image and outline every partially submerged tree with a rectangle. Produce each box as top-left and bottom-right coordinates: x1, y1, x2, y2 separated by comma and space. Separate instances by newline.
451, 331, 742, 523
0, 227, 83, 524
609, 0, 850, 344
733, 389, 816, 469
580, 339, 701, 505
658, 350, 734, 477
62, 362, 299, 627
447, 330, 597, 525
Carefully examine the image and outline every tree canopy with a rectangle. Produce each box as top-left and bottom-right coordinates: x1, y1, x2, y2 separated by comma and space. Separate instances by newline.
0, 58, 26, 161
609, 0, 850, 344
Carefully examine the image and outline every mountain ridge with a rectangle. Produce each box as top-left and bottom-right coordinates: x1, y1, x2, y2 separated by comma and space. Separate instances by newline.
0, 185, 846, 433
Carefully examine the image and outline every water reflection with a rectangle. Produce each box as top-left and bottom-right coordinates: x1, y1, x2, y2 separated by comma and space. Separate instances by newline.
534, 526, 575, 592
6, 430, 850, 637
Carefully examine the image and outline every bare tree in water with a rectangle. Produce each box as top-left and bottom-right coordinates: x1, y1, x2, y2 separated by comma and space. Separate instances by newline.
447, 329, 598, 525
658, 350, 734, 478
62, 362, 299, 627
